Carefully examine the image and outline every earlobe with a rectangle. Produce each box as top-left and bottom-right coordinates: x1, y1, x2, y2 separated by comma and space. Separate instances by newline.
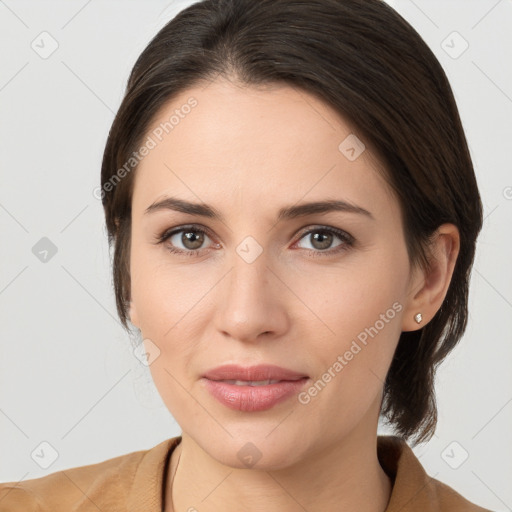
401, 224, 460, 332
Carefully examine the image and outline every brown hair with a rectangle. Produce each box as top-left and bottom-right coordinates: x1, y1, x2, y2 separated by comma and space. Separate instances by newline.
100, 0, 483, 445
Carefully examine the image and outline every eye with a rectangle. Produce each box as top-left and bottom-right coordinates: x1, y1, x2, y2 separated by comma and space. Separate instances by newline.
294, 226, 354, 257
156, 225, 218, 257
155, 224, 355, 258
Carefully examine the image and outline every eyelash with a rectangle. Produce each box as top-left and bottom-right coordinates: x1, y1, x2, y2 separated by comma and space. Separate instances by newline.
155, 224, 355, 258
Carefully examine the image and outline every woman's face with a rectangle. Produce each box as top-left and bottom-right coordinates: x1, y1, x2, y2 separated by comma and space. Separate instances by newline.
129, 78, 418, 468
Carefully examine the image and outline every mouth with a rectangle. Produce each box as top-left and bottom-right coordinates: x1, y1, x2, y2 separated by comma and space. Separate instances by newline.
216, 379, 301, 386
202, 363, 309, 383
201, 370, 309, 412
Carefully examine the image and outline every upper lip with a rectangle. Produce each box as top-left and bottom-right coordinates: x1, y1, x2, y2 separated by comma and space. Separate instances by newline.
202, 364, 308, 382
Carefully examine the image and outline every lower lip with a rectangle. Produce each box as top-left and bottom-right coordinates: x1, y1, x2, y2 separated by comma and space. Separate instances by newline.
202, 378, 309, 412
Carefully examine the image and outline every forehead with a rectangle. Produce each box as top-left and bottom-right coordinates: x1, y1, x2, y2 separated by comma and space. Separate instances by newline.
131, 79, 397, 219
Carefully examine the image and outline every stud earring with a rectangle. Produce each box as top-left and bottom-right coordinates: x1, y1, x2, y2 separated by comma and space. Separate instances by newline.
414, 313, 423, 324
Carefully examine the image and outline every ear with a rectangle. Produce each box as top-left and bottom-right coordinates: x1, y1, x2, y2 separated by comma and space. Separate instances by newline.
401, 223, 460, 332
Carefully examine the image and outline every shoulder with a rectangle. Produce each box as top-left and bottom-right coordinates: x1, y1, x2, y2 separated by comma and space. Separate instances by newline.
428, 477, 494, 512
377, 435, 494, 512
0, 446, 148, 512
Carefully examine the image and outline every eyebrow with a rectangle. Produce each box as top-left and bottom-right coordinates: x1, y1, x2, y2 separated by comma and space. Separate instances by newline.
144, 196, 374, 222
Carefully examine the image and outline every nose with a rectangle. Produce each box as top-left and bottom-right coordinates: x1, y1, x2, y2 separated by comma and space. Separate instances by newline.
214, 249, 289, 344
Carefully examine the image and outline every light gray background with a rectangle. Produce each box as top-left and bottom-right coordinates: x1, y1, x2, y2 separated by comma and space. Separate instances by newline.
0, 1, 510, 510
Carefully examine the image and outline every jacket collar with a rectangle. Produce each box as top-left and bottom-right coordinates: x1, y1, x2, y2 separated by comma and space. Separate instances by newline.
125, 434, 466, 512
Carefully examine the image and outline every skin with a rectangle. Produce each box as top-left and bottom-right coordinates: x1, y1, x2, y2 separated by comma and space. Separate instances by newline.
128, 77, 460, 512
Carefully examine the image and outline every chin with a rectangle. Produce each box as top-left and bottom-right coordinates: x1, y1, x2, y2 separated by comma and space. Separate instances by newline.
200, 432, 304, 471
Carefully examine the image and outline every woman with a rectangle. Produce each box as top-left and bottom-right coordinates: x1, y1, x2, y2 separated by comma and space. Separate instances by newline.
0, 0, 494, 510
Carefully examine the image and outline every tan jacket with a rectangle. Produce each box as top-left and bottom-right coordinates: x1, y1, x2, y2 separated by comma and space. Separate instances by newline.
0, 435, 493, 511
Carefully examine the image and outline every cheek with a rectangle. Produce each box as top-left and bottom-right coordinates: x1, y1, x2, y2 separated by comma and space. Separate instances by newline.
129, 243, 215, 391
293, 244, 408, 401
130, 238, 200, 335
297, 272, 404, 385
131, 261, 209, 420
294, 239, 407, 336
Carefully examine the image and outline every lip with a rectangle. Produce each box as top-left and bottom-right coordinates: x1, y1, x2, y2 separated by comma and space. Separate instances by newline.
202, 364, 308, 382
202, 378, 309, 412
201, 364, 309, 412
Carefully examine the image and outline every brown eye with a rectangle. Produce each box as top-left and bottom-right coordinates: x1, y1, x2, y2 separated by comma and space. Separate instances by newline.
177, 229, 206, 250
295, 226, 354, 256
309, 231, 335, 250
156, 225, 211, 255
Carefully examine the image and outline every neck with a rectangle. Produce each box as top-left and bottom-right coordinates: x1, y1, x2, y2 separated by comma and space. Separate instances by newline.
165, 408, 392, 512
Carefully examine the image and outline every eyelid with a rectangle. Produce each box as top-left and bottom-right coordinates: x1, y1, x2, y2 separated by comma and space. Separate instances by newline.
155, 224, 215, 244
156, 223, 355, 255
295, 224, 354, 242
